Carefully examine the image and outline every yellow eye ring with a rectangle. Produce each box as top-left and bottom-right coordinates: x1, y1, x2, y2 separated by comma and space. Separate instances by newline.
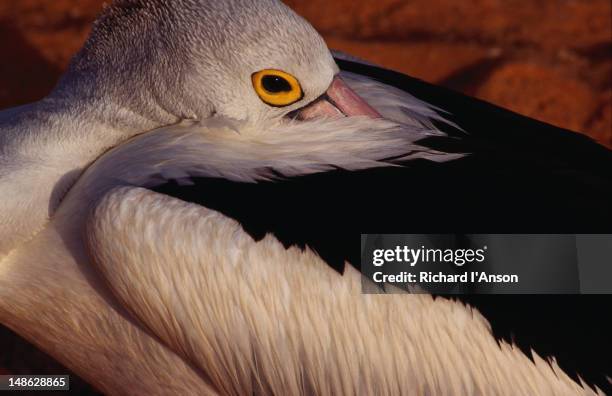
251, 69, 303, 107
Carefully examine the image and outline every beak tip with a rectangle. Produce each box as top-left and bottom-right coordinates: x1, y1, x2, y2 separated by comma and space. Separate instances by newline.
297, 76, 381, 121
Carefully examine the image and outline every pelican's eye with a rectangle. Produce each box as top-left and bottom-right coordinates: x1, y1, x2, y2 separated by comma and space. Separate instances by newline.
252, 69, 303, 107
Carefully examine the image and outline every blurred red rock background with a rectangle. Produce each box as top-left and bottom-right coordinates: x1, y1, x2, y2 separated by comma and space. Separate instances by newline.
0, 0, 610, 392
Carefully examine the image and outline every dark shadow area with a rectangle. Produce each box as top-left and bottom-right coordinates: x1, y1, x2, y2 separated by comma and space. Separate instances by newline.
0, 325, 100, 395
0, 25, 61, 109
0, 24, 97, 396
438, 57, 505, 96
460, 295, 612, 395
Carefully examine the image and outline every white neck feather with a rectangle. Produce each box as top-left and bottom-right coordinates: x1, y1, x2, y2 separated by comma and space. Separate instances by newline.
57, 115, 459, 229
0, 95, 164, 258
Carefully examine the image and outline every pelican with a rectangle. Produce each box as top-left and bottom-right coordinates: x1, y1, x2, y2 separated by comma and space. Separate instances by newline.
1, 0, 611, 394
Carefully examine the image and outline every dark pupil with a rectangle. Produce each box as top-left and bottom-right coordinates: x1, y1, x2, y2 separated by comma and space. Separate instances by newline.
262, 75, 292, 93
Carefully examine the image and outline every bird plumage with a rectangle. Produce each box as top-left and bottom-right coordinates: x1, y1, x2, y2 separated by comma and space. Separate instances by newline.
0, 0, 610, 394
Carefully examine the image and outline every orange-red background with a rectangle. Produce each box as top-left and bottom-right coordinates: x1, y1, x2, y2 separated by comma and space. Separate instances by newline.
0, 0, 611, 392
0, 0, 610, 147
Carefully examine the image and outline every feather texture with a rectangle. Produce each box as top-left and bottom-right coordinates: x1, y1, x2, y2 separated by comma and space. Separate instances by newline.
86, 186, 602, 396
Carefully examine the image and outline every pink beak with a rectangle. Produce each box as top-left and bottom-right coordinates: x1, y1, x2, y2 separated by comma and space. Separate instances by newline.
297, 76, 381, 120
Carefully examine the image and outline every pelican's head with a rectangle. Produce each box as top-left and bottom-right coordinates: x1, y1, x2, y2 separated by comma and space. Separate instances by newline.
0, 0, 385, 259
61, 0, 377, 129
